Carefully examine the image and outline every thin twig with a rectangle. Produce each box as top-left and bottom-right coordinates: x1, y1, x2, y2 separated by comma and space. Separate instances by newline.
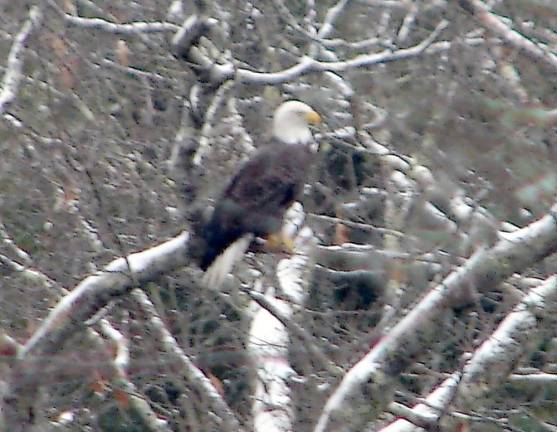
0, 6, 43, 116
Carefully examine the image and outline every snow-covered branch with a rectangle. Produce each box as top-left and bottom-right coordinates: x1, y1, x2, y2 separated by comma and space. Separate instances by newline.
508, 372, 557, 388
314, 202, 557, 432
318, 0, 350, 40
0, 6, 42, 116
1, 232, 190, 430
381, 274, 557, 431
0, 253, 56, 293
45, 0, 179, 36
249, 287, 298, 432
250, 206, 315, 432
0, 221, 32, 264
64, 15, 178, 34
170, 7, 483, 87
21, 231, 189, 358
458, 0, 557, 72
449, 275, 557, 423
236, 38, 477, 85
248, 290, 334, 375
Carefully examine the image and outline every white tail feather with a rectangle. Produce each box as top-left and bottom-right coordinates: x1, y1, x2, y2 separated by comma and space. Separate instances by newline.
202, 235, 253, 288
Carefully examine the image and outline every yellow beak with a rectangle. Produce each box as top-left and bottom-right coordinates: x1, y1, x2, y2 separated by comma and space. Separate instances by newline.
305, 110, 322, 125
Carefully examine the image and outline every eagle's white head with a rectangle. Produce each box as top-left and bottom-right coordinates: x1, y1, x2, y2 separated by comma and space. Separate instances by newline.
272, 100, 321, 145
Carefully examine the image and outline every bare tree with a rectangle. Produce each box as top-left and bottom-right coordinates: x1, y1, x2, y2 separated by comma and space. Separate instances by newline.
2, 0, 557, 431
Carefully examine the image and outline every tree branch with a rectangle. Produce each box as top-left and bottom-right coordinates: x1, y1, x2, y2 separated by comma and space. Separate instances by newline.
314, 202, 557, 432
249, 206, 313, 432
0, 6, 43, 117
132, 289, 243, 432
1, 232, 190, 430
457, 0, 557, 72
97, 318, 171, 432
21, 231, 189, 358
381, 274, 557, 431
237, 37, 476, 85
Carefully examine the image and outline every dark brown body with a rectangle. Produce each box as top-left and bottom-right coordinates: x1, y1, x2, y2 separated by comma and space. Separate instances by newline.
199, 139, 314, 270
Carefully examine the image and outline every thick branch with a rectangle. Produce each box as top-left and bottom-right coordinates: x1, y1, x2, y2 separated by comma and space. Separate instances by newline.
449, 275, 557, 422
381, 275, 557, 431
248, 291, 335, 375
250, 208, 314, 432
2, 233, 189, 431
314, 203, 557, 432
21, 232, 189, 358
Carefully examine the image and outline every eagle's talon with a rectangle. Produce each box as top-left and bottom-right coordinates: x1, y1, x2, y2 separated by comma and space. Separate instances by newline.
266, 233, 295, 253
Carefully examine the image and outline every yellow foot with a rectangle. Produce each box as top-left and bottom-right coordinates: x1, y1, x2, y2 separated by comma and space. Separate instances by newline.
265, 233, 295, 253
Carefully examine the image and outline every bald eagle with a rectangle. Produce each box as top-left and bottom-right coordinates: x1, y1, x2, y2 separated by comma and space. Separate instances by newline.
199, 100, 321, 287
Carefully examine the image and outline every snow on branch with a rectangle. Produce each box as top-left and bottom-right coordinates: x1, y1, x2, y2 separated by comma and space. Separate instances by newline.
61, 12, 179, 35
1, 227, 168, 431
0, 6, 43, 117
1, 226, 189, 431
508, 372, 557, 388
98, 319, 129, 376
248, 290, 334, 375
249, 205, 315, 432
451, 275, 557, 413
0, 253, 57, 295
381, 374, 462, 432
249, 287, 298, 432
318, 0, 350, 40
458, 0, 557, 73
20, 231, 189, 359
0, 221, 32, 265
314, 203, 557, 432
236, 37, 468, 85
381, 275, 557, 431
44, 0, 177, 34
170, 9, 481, 87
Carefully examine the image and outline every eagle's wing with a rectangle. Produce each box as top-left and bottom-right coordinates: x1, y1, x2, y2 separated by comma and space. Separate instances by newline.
199, 143, 313, 286
224, 144, 310, 215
